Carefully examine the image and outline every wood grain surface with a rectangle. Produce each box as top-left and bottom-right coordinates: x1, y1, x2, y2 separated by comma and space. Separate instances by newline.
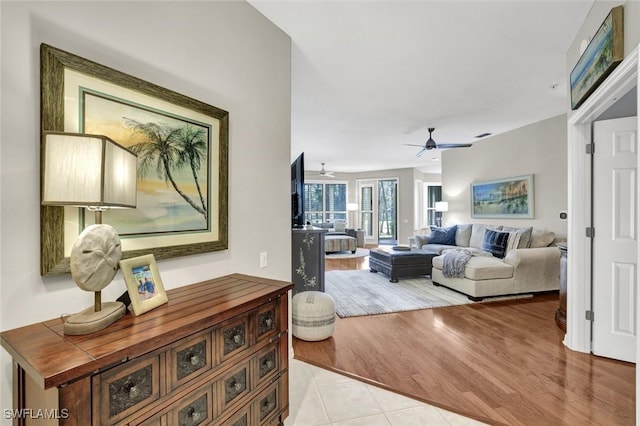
1, 274, 292, 389
294, 255, 635, 425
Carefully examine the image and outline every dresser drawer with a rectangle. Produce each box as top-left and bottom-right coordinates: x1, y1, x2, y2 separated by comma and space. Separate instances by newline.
252, 343, 279, 387
218, 362, 251, 414
218, 316, 249, 363
168, 383, 215, 426
168, 330, 213, 391
253, 380, 281, 425
94, 354, 161, 425
220, 406, 251, 426
254, 301, 279, 343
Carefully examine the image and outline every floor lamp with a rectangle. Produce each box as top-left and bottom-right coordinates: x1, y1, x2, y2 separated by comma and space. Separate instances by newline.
435, 201, 448, 227
42, 132, 138, 335
347, 203, 359, 228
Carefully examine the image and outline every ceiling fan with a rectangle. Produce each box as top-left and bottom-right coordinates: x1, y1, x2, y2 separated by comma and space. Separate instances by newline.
404, 127, 473, 157
316, 163, 335, 178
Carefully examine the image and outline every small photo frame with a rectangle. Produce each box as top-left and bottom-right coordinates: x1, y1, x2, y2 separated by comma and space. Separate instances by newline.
119, 254, 168, 316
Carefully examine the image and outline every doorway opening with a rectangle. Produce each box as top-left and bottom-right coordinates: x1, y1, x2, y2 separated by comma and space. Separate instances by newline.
358, 178, 399, 246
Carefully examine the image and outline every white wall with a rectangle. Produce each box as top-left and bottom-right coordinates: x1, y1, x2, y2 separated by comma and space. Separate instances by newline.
0, 1, 291, 419
441, 115, 568, 237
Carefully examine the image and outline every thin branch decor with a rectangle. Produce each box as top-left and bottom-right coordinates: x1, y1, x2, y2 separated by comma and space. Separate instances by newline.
40, 44, 228, 275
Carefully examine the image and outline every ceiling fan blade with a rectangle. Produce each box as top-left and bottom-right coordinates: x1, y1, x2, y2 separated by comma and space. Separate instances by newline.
403, 143, 426, 147
437, 143, 473, 149
416, 147, 427, 157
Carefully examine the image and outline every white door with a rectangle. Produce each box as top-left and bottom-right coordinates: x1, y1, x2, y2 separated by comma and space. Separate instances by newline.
358, 181, 377, 244
592, 116, 638, 363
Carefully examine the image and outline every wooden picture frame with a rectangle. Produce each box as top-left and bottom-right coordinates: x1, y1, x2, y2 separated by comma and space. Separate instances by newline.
471, 175, 534, 219
120, 254, 168, 316
40, 44, 229, 275
570, 6, 624, 110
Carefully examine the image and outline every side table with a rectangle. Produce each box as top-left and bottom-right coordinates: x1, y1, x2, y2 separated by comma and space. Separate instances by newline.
346, 228, 365, 247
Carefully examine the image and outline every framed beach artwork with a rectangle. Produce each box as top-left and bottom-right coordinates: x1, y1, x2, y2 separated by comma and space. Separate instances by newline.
570, 6, 623, 110
120, 254, 168, 315
471, 175, 534, 219
40, 44, 229, 275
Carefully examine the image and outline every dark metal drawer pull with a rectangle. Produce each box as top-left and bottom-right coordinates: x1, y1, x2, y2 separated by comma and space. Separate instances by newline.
128, 384, 140, 399
188, 407, 202, 422
230, 380, 242, 392
188, 353, 199, 366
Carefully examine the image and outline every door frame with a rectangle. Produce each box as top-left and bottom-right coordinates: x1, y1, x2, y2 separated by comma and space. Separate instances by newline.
356, 177, 400, 245
566, 46, 639, 355
357, 179, 377, 244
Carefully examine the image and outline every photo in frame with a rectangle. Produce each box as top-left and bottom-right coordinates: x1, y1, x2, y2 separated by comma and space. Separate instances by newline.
40, 44, 229, 275
570, 6, 623, 110
120, 254, 168, 316
471, 175, 534, 219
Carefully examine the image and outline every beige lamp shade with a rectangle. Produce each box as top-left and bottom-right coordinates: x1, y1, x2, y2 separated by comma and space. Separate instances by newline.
42, 132, 137, 208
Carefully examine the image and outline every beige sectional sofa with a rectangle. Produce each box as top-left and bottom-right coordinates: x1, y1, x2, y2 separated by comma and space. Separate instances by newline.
415, 224, 561, 301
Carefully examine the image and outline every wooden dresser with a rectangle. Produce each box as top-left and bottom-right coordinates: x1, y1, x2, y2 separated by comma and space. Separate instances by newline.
1, 274, 292, 426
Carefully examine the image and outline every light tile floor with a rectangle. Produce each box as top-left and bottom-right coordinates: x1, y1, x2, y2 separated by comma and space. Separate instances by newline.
285, 358, 488, 426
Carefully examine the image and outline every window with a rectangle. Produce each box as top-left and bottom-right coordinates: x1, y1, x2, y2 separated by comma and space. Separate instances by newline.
304, 182, 347, 224
423, 183, 442, 227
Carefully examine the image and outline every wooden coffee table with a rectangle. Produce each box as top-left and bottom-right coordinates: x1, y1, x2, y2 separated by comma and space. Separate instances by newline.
369, 246, 438, 282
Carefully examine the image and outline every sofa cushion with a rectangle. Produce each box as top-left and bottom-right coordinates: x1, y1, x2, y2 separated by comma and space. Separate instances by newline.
334, 221, 346, 232
422, 244, 459, 254
502, 226, 533, 248
432, 255, 514, 280
482, 229, 510, 258
455, 224, 472, 247
469, 224, 502, 249
530, 230, 555, 248
429, 225, 457, 245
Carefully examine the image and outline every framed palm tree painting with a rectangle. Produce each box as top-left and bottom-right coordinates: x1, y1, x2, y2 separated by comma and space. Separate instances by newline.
40, 44, 228, 275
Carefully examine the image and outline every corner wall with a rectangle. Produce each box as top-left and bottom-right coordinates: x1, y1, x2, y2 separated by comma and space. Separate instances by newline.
0, 2, 291, 419
441, 115, 568, 237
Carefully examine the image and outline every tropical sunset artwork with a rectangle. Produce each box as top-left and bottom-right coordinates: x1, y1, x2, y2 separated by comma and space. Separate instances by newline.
82, 89, 212, 236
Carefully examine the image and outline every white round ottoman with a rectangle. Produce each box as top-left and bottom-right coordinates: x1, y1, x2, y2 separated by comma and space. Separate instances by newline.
292, 291, 336, 341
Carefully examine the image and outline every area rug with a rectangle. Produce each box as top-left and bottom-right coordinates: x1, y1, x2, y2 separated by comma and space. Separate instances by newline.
325, 248, 369, 259
325, 269, 531, 318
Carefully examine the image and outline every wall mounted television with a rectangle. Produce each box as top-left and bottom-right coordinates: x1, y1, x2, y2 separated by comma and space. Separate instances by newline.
291, 152, 305, 228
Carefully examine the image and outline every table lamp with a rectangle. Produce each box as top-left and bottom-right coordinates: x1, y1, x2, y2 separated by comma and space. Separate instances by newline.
435, 201, 448, 227
347, 202, 359, 228
41, 132, 137, 335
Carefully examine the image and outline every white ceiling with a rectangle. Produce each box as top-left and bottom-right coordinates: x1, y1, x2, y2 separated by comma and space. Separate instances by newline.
249, 0, 594, 174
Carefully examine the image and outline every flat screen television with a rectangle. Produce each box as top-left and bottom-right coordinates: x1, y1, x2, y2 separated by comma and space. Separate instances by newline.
291, 153, 305, 228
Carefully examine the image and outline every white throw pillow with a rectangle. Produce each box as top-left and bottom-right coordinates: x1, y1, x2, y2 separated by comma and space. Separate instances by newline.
529, 230, 555, 248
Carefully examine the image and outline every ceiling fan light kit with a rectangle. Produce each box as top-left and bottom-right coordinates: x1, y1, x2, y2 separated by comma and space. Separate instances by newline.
318, 162, 335, 177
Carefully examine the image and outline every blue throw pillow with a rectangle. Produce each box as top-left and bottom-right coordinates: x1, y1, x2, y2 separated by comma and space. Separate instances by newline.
428, 225, 457, 245
482, 229, 510, 258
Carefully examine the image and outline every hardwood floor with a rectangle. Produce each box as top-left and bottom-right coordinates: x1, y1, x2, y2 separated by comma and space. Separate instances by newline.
293, 253, 635, 425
